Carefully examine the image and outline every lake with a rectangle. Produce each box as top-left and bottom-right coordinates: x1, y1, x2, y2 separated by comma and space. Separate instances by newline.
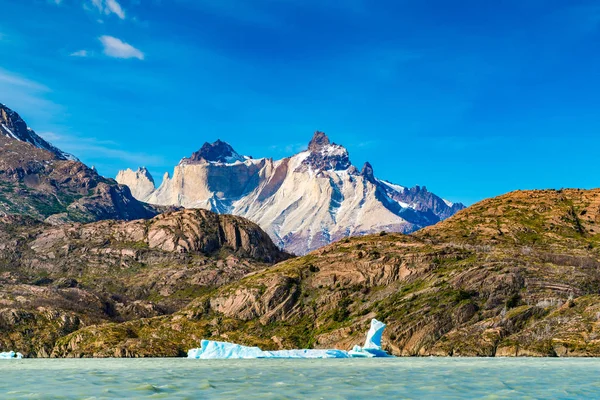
0, 358, 598, 399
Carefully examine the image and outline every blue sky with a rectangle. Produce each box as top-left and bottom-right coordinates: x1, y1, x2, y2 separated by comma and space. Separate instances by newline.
1, 0, 600, 205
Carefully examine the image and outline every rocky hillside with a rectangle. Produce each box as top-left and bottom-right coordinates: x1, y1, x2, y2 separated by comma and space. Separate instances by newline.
118, 131, 464, 254
0, 104, 161, 224
0, 209, 289, 357
25, 188, 600, 358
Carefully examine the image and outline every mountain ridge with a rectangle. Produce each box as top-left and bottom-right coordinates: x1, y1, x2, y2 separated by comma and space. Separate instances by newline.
118, 131, 465, 254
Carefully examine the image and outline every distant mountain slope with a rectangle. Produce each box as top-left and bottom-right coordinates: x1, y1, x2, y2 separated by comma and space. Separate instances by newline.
0, 103, 160, 223
118, 131, 464, 254
52, 188, 600, 358
0, 103, 76, 161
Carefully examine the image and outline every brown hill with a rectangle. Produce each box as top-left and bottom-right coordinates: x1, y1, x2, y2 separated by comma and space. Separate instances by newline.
0, 209, 289, 357
4, 188, 600, 357
46, 188, 600, 357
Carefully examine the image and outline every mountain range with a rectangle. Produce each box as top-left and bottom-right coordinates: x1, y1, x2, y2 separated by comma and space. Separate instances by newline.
117, 131, 464, 254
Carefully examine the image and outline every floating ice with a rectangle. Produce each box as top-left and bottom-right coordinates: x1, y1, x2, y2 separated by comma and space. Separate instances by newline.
188, 318, 391, 359
0, 351, 23, 359
348, 319, 389, 358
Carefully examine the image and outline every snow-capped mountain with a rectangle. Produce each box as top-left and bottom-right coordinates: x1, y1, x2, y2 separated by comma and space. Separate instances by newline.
0, 103, 77, 161
117, 131, 465, 254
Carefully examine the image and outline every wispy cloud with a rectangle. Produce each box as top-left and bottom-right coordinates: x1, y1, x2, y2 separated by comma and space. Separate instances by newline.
70, 49, 90, 57
0, 68, 50, 92
89, 0, 126, 20
99, 35, 144, 60
40, 132, 165, 167
0, 69, 61, 121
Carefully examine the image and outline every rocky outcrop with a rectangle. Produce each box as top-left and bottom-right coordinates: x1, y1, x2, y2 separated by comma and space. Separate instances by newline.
31, 209, 286, 263
118, 131, 464, 254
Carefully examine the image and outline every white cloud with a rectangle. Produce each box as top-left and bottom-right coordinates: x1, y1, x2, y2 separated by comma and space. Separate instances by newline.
106, 0, 125, 19
70, 49, 89, 57
89, 0, 125, 20
99, 36, 144, 60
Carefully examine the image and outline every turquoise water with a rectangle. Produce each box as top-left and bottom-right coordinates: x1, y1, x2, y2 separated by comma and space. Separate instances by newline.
1, 358, 599, 399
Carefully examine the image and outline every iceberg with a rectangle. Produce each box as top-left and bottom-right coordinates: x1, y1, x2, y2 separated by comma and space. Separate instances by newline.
0, 351, 23, 359
188, 318, 392, 359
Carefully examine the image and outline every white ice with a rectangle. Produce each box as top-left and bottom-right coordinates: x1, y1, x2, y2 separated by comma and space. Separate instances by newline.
187, 318, 391, 359
0, 351, 23, 359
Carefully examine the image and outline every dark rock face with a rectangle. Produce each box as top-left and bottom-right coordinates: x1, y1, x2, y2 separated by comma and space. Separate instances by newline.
298, 131, 352, 172
189, 139, 244, 163
361, 162, 375, 182
308, 131, 331, 152
0, 104, 76, 161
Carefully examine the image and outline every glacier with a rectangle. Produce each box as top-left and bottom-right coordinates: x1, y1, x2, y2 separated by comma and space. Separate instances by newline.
0, 351, 23, 359
188, 319, 391, 359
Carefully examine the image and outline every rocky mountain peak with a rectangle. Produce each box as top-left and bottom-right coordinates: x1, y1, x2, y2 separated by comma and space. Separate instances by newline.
137, 167, 155, 184
361, 162, 375, 182
116, 167, 156, 200
308, 131, 331, 152
299, 131, 351, 171
0, 103, 77, 161
188, 139, 244, 164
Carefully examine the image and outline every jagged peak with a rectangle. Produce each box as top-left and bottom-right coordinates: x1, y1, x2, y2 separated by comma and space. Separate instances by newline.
188, 139, 244, 164
136, 167, 155, 183
308, 131, 331, 152
297, 131, 351, 172
361, 162, 375, 182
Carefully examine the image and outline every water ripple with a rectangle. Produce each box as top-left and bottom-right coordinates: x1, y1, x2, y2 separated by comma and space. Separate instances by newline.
1, 358, 600, 398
